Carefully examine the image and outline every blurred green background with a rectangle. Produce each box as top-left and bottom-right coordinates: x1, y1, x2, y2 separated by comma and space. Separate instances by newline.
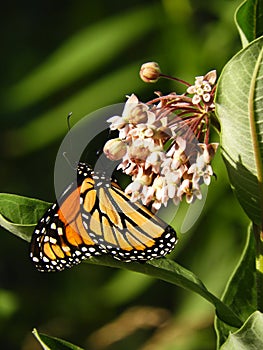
0, 0, 249, 349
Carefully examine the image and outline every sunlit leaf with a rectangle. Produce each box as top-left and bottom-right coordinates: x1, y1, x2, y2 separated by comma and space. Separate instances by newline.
32, 329, 84, 350
0, 193, 50, 242
215, 36, 263, 224
220, 311, 263, 349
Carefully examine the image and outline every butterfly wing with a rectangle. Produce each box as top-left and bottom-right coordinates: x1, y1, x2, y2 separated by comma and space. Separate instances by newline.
31, 161, 177, 271
80, 164, 177, 262
30, 164, 101, 272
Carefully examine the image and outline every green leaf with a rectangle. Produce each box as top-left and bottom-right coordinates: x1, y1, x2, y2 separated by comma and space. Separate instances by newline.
0, 193, 50, 242
32, 328, 84, 350
2, 193, 242, 328
215, 36, 263, 225
88, 256, 243, 328
235, 0, 263, 47
220, 311, 263, 349
215, 225, 257, 348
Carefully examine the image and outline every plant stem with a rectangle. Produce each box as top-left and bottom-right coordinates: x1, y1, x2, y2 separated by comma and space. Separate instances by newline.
253, 223, 263, 311
159, 73, 191, 87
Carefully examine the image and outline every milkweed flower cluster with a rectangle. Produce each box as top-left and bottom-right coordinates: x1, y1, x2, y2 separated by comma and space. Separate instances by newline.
103, 63, 218, 212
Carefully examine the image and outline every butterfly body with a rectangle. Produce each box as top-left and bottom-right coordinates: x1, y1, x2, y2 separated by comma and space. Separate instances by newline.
30, 162, 177, 272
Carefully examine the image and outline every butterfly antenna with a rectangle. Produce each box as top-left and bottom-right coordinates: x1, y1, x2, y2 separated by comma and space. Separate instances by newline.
63, 112, 76, 170
66, 111, 73, 152
67, 112, 73, 132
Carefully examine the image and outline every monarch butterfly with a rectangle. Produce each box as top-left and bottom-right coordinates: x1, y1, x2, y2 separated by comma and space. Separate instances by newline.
30, 162, 177, 272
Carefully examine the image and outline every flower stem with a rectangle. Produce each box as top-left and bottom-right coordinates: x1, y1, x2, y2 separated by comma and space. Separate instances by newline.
253, 223, 263, 311
159, 73, 191, 87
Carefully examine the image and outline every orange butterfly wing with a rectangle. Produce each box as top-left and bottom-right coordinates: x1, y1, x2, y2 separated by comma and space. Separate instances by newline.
79, 163, 177, 262
30, 165, 101, 272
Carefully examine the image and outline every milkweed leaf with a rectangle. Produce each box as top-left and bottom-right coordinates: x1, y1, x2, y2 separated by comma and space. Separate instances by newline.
1, 193, 242, 327
220, 311, 263, 350
89, 255, 243, 328
32, 328, 84, 350
0, 193, 50, 242
235, 0, 263, 47
215, 225, 257, 347
216, 36, 263, 224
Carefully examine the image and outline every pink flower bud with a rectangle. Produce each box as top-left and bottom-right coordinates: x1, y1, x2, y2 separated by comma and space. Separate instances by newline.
103, 138, 127, 161
140, 62, 161, 83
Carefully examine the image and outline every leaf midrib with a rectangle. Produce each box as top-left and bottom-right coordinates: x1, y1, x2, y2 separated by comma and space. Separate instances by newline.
249, 46, 263, 225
